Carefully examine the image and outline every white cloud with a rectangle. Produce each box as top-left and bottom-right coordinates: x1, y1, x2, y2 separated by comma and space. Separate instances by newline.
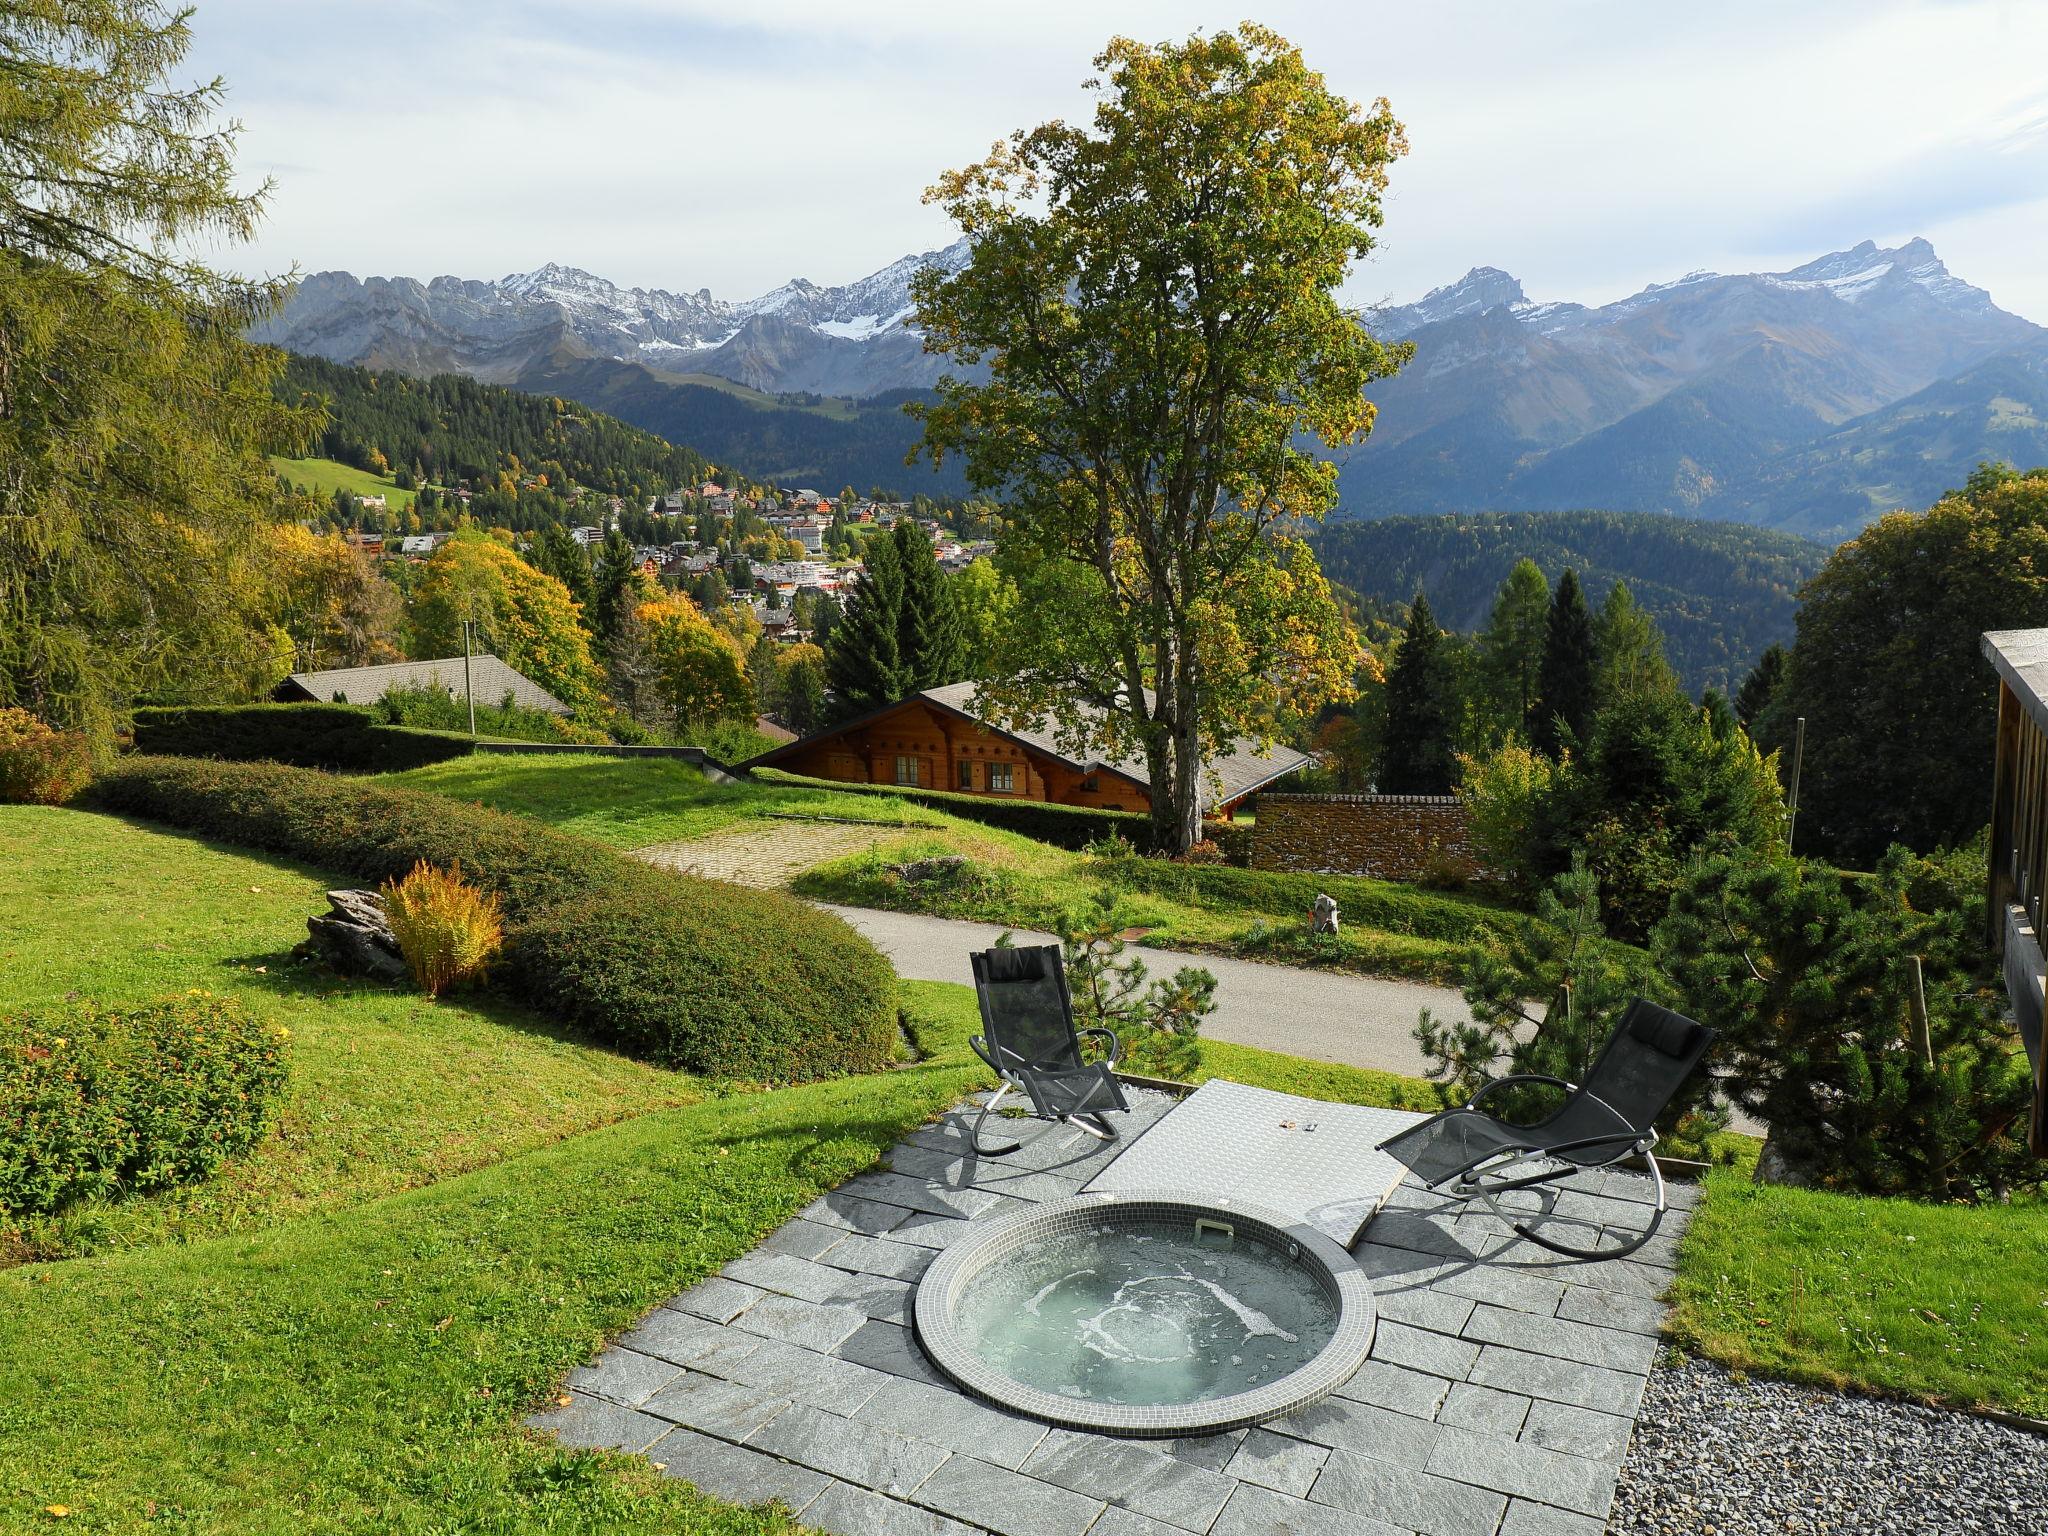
185, 0, 2048, 321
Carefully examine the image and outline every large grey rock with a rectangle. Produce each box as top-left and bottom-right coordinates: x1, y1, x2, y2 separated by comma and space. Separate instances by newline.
297, 888, 407, 982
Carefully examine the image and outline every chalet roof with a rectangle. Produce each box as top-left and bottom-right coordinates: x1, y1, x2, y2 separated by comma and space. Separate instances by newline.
280, 655, 570, 715
745, 681, 1311, 810
1985, 630, 2048, 735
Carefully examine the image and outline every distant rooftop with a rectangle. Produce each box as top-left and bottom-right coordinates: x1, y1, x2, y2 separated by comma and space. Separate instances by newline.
279, 655, 569, 715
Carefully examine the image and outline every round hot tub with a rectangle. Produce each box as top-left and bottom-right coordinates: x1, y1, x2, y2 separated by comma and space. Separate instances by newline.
913, 1189, 1376, 1436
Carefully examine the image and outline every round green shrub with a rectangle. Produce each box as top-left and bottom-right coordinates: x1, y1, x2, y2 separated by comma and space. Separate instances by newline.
506, 865, 898, 1081
0, 993, 289, 1219
85, 756, 898, 1082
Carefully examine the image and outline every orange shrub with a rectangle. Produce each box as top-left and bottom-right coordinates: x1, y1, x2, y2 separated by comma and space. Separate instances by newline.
0, 708, 96, 805
380, 860, 503, 996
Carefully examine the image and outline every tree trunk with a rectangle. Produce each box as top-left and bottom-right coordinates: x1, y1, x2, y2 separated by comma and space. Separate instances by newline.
1164, 710, 1204, 857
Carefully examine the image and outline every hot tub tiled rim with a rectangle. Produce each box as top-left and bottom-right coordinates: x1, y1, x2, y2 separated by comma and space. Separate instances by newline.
911, 1187, 1378, 1437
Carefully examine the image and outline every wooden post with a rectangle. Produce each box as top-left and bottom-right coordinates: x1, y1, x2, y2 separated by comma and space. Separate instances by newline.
462, 618, 477, 739
1907, 955, 1933, 1068
1786, 715, 1806, 853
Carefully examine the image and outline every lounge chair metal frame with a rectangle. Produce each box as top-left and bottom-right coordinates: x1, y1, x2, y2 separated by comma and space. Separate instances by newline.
1377, 998, 1716, 1261
968, 944, 1129, 1157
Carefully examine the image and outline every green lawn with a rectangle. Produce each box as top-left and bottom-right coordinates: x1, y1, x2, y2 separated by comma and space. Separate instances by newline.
269, 454, 419, 510
1667, 1170, 2048, 1417
0, 807, 697, 1261
387, 754, 1528, 984
383, 753, 1003, 849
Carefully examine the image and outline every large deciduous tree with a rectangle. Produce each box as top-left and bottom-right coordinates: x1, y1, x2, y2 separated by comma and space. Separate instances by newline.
1759, 465, 2048, 866
0, 0, 312, 737
635, 595, 753, 728
409, 534, 601, 712
909, 25, 1404, 853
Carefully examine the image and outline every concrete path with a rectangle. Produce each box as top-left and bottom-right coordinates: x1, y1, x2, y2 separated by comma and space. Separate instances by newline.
817, 902, 1468, 1079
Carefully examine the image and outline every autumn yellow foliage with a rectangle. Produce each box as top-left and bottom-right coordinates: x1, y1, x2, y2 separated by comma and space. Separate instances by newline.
380, 860, 504, 997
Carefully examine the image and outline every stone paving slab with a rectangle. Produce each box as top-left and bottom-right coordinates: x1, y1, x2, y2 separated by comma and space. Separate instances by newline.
531, 1085, 1692, 1534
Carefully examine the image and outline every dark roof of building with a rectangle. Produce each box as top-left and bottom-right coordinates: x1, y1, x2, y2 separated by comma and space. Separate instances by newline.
280, 656, 569, 715
744, 681, 1312, 809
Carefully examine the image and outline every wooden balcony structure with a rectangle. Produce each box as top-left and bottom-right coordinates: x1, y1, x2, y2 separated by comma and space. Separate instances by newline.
1980, 629, 2048, 1154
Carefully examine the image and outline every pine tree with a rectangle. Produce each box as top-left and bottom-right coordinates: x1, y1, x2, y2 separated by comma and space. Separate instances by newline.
527, 523, 594, 614
893, 521, 964, 688
1379, 591, 1457, 793
1478, 558, 1549, 740
1592, 579, 1677, 706
1533, 568, 1597, 757
1734, 643, 1786, 731
590, 529, 639, 650
825, 533, 909, 718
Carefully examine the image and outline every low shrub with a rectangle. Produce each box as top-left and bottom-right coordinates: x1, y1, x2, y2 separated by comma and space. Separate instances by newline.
381, 861, 503, 996
132, 703, 476, 773
85, 757, 895, 1081
375, 683, 610, 746
0, 993, 289, 1219
0, 708, 97, 804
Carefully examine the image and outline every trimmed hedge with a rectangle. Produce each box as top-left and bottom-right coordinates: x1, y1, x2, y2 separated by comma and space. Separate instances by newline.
753, 766, 1163, 851
1, 994, 288, 1218
85, 757, 896, 1081
131, 704, 477, 773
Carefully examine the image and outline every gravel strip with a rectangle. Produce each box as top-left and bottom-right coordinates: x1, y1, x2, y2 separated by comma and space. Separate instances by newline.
1610, 1353, 2048, 1535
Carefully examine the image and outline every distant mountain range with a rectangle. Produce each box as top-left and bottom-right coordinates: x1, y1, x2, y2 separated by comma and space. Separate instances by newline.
1336, 238, 2048, 537
258, 237, 2048, 536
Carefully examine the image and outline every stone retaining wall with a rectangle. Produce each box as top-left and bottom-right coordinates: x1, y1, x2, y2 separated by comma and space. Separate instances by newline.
1250, 792, 1491, 882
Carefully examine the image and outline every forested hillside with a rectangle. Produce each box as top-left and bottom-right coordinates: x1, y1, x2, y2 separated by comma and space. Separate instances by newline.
277, 354, 712, 501
1313, 510, 1828, 692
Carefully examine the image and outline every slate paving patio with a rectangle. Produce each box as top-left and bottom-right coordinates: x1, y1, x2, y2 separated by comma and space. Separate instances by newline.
531, 1086, 1694, 1536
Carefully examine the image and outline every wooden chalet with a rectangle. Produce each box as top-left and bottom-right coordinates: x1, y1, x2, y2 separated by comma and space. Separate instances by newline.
742, 681, 1311, 818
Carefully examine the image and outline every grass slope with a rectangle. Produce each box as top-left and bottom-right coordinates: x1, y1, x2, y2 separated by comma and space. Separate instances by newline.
1667, 1170, 2048, 1418
0, 983, 990, 1534
0, 807, 695, 1260
270, 454, 419, 509
387, 754, 1525, 984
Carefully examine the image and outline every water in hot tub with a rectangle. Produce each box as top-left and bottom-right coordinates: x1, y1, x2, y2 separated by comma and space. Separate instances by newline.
951, 1221, 1339, 1405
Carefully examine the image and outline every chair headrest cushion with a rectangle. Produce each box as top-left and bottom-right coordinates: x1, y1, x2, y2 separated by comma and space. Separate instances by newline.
982, 945, 1052, 983
1628, 1004, 1711, 1060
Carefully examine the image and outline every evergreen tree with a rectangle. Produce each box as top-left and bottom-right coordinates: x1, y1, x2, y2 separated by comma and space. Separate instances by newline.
1533, 568, 1597, 757
825, 533, 909, 718
527, 523, 594, 614
689, 568, 730, 611
780, 647, 827, 735
1592, 579, 1677, 706
590, 529, 639, 650
1379, 592, 1457, 794
893, 521, 964, 688
1656, 846, 2037, 1199
1478, 558, 1549, 740
1734, 642, 1786, 730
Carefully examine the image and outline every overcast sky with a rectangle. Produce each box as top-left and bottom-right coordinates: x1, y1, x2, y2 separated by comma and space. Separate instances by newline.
186, 0, 2048, 320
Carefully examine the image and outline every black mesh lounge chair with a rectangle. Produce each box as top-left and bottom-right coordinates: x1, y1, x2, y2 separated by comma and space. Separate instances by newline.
1376, 998, 1715, 1260
967, 944, 1129, 1157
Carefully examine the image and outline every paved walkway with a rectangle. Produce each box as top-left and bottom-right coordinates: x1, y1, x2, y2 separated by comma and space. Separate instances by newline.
820, 903, 1469, 1079
532, 1088, 1692, 1536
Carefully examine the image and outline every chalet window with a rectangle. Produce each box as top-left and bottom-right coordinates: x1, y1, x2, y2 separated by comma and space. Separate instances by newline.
957, 761, 974, 790
895, 755, 920, 786
1079, 775, 1099, 793
988, 762, 1014, 792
